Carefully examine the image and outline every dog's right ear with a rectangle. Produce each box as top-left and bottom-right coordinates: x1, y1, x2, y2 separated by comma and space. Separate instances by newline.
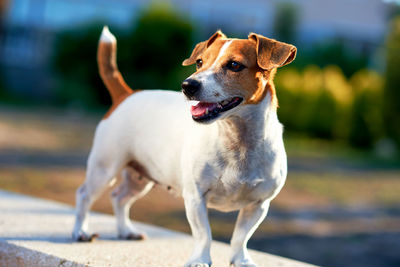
182, 30, 226, 66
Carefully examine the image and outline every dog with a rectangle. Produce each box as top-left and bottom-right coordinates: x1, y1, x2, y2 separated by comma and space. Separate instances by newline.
72, 26, 296, 267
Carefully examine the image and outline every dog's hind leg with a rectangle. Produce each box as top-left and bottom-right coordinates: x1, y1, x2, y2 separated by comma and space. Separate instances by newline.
111, 167, 154, 240
72, 156, 120, 242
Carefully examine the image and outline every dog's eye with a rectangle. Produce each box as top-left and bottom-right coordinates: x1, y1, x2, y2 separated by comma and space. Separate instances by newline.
196, 59, 203, 69
227, 61, 245, 72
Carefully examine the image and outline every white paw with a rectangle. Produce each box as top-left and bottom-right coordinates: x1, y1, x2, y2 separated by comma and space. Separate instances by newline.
72, 230, 99, 242
118, 223, 146, 240
118, 231, 146, 240
184, 262, 211, 267
230, 258, 258, 267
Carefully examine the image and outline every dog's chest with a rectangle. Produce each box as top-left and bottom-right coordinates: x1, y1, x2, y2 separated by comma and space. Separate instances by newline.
182, 110, 287, 212
204, 145, 284, 212
206, 179, 270, 212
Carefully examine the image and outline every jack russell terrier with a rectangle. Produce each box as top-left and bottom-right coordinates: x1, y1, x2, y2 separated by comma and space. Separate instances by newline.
72, 26, 296, 267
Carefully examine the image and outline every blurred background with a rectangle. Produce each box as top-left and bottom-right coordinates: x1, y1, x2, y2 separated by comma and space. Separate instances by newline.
1, 0, 400, 266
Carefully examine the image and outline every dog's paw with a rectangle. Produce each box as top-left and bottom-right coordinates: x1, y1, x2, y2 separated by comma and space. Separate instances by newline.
184, 251, 212, 267
73, 231, 99, 242
117, 223, 147, 241
118, 232, 146, 241
230, 258, 258, 267
230, 259, 258, 267
184, 262, 211, 267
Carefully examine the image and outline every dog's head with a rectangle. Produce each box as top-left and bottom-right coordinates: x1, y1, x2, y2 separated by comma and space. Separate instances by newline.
182, 30, 296, 123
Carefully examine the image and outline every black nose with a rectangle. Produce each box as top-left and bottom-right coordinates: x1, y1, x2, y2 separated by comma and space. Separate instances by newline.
182, 79, 201, 97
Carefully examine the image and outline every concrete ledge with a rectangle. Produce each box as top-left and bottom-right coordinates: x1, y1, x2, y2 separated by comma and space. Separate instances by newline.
0, 190, 315, 266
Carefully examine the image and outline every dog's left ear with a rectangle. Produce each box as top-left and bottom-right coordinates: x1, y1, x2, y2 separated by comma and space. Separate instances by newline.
182, 30, 227, 66
249, 33, 297, 70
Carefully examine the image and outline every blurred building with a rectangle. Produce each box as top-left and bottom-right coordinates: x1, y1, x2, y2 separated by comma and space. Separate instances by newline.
0, 0, 393, 97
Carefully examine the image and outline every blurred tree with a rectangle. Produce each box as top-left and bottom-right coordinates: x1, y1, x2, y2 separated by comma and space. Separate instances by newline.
305, 90, 337, 139
297, 40, 369, 78
273, 2, 298, 44
53, 24, 106, 107
349, 69, 384, 148
349, 92, 375, 148
118, 3, 194, 91
383, 16, 400, 150
387, 3, 400, 19
52, 4, 194, 108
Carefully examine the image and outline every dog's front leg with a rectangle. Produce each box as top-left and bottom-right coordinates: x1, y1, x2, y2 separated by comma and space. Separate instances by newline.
230, 200, 270, 267
183, 188, 212, 267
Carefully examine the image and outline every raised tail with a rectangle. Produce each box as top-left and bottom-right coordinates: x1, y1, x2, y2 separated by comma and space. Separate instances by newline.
98, 26, 134, 117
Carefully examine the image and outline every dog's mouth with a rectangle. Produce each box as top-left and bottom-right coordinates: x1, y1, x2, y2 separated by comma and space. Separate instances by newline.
190, 97, 243, 122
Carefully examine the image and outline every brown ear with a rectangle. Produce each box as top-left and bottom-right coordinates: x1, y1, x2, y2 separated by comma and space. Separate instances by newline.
249, 33, 297, 70
182, 30, 227, 66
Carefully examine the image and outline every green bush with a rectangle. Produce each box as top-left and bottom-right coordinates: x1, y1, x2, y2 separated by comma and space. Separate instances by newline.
275, 65, 384, 148
348, 70, 384, 148
305, 90, 337, 139
349, 91, 375, 148
276, 65, 345, 139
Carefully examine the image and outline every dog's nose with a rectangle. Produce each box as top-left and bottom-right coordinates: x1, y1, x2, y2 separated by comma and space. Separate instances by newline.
182, 79, 201, 97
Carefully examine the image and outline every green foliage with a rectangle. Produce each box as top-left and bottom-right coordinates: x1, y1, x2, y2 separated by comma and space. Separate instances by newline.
117, 4, 194, 91
383, 16, 400, 149
275, 66, 384, 148
305, 91, 337, 139
349, 70, 384, 148
0, 68, 5, 99
349, 92, 375, 148
52, 4, 194, 108
53, 24, 106, 107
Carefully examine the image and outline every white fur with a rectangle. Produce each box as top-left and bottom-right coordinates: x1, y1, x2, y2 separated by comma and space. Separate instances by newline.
73, 42, 287, 267
188, 41, 233, 103
100, 26, 116, 43
210, 40, 233, 69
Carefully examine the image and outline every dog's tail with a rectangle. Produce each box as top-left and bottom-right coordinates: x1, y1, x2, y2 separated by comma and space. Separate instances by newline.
97, 26, 133, 108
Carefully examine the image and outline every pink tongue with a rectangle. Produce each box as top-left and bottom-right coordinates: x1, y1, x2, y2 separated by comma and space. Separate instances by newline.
191, 102, 218, 117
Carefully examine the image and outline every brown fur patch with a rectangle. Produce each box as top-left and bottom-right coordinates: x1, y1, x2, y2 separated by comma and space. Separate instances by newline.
97, 41, 137, 119
182, 30, 226, 66
247, 69, 278, 106
127, 159, 159, 185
